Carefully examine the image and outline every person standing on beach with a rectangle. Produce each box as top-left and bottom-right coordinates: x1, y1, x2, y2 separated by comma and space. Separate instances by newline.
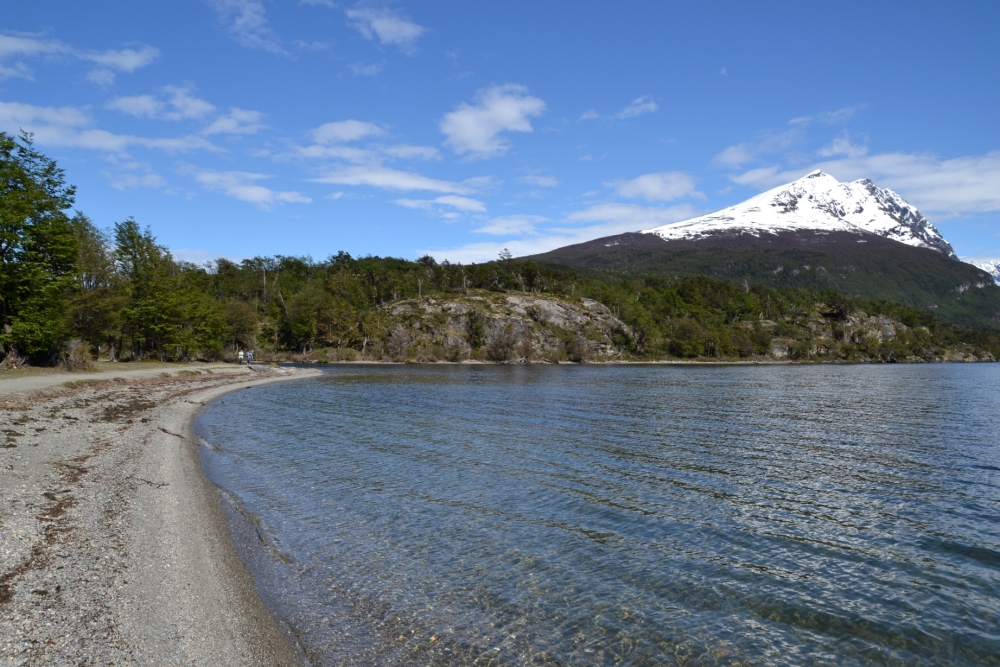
238, 349, 244, 364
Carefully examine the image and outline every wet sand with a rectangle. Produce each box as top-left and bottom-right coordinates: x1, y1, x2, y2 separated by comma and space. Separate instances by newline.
0, 364, 320, 665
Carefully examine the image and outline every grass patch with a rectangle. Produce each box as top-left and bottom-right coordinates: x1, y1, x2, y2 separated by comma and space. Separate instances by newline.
62, 379, 104, 389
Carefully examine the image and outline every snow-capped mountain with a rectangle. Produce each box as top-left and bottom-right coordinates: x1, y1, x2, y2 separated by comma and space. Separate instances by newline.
641, 170, 956, 258
972, 260, 1000, 286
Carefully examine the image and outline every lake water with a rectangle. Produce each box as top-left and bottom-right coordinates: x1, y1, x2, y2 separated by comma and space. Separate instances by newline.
194, 364, 1000, 666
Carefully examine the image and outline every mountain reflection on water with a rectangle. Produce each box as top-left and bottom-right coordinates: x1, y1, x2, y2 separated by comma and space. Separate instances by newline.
195, 364, 1000, 666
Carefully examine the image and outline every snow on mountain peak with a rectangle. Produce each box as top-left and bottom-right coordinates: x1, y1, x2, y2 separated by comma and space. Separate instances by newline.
971, 260, 1000, 285
641, 172, 957, 258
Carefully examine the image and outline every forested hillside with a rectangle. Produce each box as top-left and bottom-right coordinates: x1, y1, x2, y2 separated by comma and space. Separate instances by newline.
2, 131, 999, 367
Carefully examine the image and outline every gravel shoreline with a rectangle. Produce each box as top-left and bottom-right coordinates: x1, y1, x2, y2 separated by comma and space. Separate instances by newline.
0, 364, 321, 665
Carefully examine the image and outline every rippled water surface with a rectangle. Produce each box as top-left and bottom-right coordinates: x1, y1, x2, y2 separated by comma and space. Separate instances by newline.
195, 364, 1000, 666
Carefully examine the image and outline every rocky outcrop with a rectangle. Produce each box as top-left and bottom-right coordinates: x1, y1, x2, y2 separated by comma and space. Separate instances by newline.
380, 292, 634, 362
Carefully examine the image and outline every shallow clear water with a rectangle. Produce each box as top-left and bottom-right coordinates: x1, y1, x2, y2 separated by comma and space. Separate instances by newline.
195, 364, 1000, 666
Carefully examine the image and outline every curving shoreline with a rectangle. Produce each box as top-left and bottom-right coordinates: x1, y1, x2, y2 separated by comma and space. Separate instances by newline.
0, 364, 320, 665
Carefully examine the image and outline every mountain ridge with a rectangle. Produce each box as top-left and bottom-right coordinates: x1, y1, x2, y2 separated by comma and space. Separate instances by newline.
640, 170, 956, 257
528, 174, 1000, 329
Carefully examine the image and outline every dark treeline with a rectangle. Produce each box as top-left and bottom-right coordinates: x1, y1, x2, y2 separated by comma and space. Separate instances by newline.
3, 131, 999, 367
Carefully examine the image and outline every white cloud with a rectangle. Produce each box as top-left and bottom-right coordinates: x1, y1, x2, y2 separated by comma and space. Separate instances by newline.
163, 85, 216, 120
712, 129, 800, 169
349, 61, 384, 76
313, 165, 472, 194
730, 151, 1000, 218
712, 142, 756, 169
0, 100, 217, 154
300, 0, 339, 8
205, 0, 287, 56
85, 69, 116, 87
289, 122, 440, 165
423, 202, 701, 263
0, 100, 90, 128
396, 195, 486, 213
440, 84, 545, 158
108, 171, 167, 190
789, 105, 865, 126
713, 106, 866, 169
195, 170, 311, 208
0, 34, 158, 83
473, 215, 548, 236
0, 34, 68, 60
616, 95, 658, 119
293, 143, 376, 163
720, 67, 727, 75
79, 45, 159, 72
579, 109, 600, 121
202, 107, 265, 135
0, 62, 33, 81
518, 174, 558, 187
818, 131, 868, 158
565, 202, 701, 230
345, 6, 425, 54
608, 171, 702, 201
380, 144, 440, 161
107, 85, 216, 121
106, 94, 162, 118
312, 119, 385, 143
462, 175, 496, 190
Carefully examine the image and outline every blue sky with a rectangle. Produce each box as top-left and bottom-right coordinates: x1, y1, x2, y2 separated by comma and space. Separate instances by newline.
3, 1, 999, 265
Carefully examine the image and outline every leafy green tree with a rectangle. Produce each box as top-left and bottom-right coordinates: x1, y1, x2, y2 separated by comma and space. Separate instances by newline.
67, 213, 125, 359
0, 131, 78, 364
114, 218, 180, 359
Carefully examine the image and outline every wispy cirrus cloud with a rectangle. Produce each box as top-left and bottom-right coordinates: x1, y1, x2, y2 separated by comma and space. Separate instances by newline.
312, 119, 385, 143
0, 33, 159, 83
348, 61, 384, 76
713, 105, 865, 168
195, 170, 311, 209
396, 195, 486, 219
473, 215, 548, 236
789, 105, 866, 126
712, 129, 801, 169
616, 95, 658, 119
579, 95, 658, 122
817, 131, 868, 159
103, 160, 168, 190
312, 165, 474, 194
107, 86, 266, 136
345, 6, 425, 55
440, 84, 545, 159
202, 107, 266, 135
107, 85, 216, 121
0, 100, 218, 153
205, 0, 288, 56
423, 202, 701, 263
285, 119, 438, 164
518, 174, 558, 187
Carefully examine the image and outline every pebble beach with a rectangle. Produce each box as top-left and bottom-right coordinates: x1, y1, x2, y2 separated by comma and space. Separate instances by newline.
0, 363, 319, 666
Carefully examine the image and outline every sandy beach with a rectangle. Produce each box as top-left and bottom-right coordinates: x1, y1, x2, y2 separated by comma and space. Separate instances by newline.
0, 363, 321, 665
